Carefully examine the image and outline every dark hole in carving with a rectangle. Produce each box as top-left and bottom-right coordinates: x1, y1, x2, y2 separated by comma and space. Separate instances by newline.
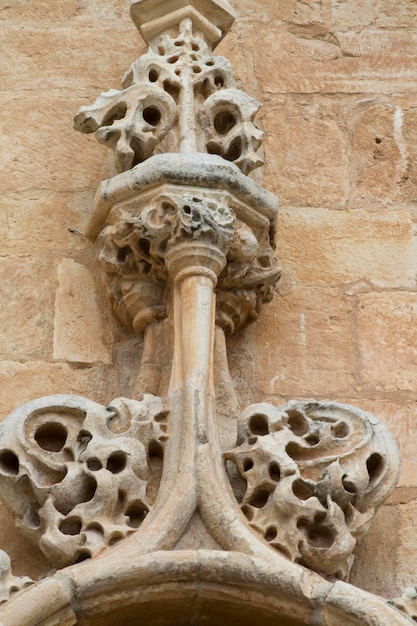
214, 111, 236, 135
193, 65, 201, 73
247, 488, 270, 508
149, 440, 164, 473
286, 441, 301, 460
53, 473, 97, 516
269, 462, 281, 482
35, 423, 67, 452
192, 43, 200, 51
137, 238, 150, 256
225, 459, 246, 504
126, 502, 148, 528
0, 450, 19, 475
148, 68, 159, 82
87, 457, 102, 471
154, 410, 169, 422
375, 137, 382, 144
297, 518, 335, 548
174, 40, 184, 46
331, 421, 349, 438
75, 551, 91, 563
102, 103, 127, 126
78, 430, 92, 452
183, 205, 191, 215
116, 246, 131, 263
342, 475, 357, 494
265, 526, 277, 542
175, 69, 181, 76
343, 504, 354, 525
86, 522, 104, 536
109, 533, 123, 546
142, 106, 161, 127
286, 409, 309, 436
241, 505, 253, 521
257, 255, 271, 269
248, 414, 269, 436
25, 504, 40, 529
60, 517, 82, 536
163, 80, 180, 102
292, 479, 314, 501
248, 436, 258, 445
107, 451, 127, 474
130, 137, 144, 167
225, 136, 242, 162
168, 55, 179, 63
366, 453, 384, 485
214, 74, 224, 88
243, 458, 253, 472
305, 432, 320, 446
118, 489, 126, 504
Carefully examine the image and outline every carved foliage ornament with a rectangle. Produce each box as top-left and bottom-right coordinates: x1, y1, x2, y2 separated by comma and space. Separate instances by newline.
0, 0, 407, 622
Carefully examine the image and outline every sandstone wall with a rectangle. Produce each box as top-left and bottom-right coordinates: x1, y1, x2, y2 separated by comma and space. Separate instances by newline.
1, 0, 417, 598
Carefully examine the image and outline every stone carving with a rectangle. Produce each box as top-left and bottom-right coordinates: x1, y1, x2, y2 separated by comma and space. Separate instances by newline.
0, 394, 167, 568
391, 588, 417, 621
74, 17, 264, 174
225, 401, 400, 580
0, 551, 32, 605
0, 0, 408, 624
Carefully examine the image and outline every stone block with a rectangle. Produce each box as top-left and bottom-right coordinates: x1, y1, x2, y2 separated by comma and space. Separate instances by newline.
396, 501, 417, 592
53, 258, 112, 364
0, 190, 93, 254
250, 286, 356, 398
0, 258, 55, 359
0, 0, 87, 21
254, 28, 417, 95
357, 292, 417, 393
278, 206, 417, 288
235, 0, 330, 34
0, 91, 112, 194
349, 103, 405, 205
263, 102, 349, 206
0, 361, 115, 418
350, 504, 400, 598
331, 0, 417, 29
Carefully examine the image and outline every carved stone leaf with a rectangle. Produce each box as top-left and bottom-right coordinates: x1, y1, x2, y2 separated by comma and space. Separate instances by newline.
0, 394, 168, 569
225, 401, 401, 580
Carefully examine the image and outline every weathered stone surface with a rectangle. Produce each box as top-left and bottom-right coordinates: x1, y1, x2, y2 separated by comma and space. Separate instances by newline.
396, 501, 417, 592
357, 292, 417, 393
255, 28, 417, 95
53, 259, 112, 364
0, 362, 114, 418
0, 258, 55, 360
263, 102, 349, 207
278, 206, 417, 288
252, 286, 356, 398
331, 0, 417, 29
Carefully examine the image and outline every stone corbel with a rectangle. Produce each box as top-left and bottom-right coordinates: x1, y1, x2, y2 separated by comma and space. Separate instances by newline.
0, 0, 411, 624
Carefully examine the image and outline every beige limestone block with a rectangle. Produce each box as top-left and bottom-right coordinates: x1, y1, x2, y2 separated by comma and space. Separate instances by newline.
331, 0, 417, 29
0, 190, 92, 254
357, 292, 417, 393
278, 206, 417, 289
254, 29, 417, 95
0, 361, 115, 417
402, 107, 417, 203
263, 104, 349, 207
0, 0, 86, 21
250, 286, 356, 398
0, 91, 111, 194
53, 259, 112, 364
335, 30, 417, 58
349, 504, 400, 599
0, 257, 54, 360
396, 501, 417, 592
349, 103, 405, 205
0, 25, 142, 91
234, 0, 330, 32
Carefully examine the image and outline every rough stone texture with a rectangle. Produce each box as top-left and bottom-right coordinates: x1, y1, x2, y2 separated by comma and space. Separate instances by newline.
1, 0, 417, 608
53, 258, 112, 364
